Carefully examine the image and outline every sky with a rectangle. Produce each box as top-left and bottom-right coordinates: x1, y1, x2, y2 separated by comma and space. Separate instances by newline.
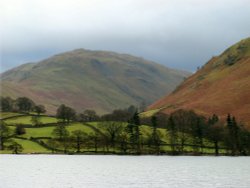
1, 0, 250, 73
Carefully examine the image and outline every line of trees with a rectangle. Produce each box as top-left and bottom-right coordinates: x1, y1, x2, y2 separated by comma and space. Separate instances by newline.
76, 105, 138, 122
165, 110, 250, 156
0, 97, 46, 115
55, 104, 138, 125
47, 109, 250, 156
1, 96, 138, 124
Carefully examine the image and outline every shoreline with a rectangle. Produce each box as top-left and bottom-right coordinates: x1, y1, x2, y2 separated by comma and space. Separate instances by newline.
0, 152, 245, 157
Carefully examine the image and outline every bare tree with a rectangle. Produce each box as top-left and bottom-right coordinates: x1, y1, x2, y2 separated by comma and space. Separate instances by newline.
101, 121, 123, 148
71, 130, 86, 153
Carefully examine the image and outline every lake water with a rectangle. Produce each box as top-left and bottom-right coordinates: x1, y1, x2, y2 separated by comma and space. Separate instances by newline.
0, 155, 250, 188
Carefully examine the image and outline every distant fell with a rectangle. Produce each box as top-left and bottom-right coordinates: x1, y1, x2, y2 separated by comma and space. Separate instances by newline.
1, 49, 190, 114
148, 38, 250, 127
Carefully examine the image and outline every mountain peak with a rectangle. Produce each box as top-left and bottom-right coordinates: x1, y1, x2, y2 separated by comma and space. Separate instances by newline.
217, 37, 250, 66
1, 49, 190, 114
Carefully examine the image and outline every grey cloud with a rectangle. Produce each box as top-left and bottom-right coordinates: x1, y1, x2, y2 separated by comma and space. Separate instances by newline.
1, 0, 250, 72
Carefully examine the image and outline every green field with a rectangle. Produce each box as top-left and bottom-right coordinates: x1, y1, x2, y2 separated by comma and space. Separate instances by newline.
4, 115, 59, 125
0, 112, 24, 119
19, 123, 95, 139
0, 112, 225, 155
0, 138, 50, 154
67, 123, 95, 134
140, 109, 161, 118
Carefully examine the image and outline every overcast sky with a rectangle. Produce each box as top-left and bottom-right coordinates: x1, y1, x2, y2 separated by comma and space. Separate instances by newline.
1, 0, 250, 72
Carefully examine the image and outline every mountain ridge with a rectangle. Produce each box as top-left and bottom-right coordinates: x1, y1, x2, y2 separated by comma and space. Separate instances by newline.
1, 49, 190, 114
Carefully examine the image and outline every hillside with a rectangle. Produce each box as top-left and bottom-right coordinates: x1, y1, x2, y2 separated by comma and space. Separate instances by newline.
148, 38, 250, 127
1, 49, 190, 114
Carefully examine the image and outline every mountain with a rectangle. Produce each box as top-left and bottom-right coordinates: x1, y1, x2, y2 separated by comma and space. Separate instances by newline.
148, 38, 250, 127
1, 49, 190, 114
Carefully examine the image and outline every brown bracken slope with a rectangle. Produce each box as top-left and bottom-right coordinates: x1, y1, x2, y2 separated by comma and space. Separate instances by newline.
148, 38, 250, 127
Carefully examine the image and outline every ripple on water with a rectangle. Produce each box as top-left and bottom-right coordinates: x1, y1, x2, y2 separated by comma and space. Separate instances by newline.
0, 155, 250, 188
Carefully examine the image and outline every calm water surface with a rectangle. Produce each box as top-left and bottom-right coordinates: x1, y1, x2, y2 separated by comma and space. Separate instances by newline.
0, 155, 250, 188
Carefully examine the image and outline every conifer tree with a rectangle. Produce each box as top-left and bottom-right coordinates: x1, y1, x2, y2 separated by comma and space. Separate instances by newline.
151, 116, 161, 154
167, 116, 178, 154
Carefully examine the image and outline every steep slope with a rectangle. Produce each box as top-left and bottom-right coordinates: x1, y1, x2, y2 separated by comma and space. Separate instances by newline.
1, 49, 190, 114
148, 38, 250, 126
